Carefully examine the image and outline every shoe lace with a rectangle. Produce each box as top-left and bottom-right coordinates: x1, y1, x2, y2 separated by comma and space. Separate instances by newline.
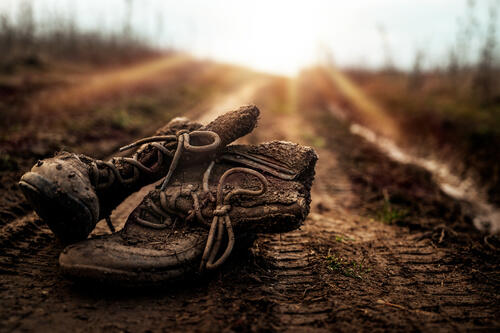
200, 166, 267, 271
138, 161, 268, 272
90, 130, 221, 191
91, 130, 220, 233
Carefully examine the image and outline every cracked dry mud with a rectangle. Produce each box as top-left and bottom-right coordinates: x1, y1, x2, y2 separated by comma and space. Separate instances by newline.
1, 59, 499, 332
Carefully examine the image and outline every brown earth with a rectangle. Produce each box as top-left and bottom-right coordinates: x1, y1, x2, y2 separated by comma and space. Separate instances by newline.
0, 56, 499, 332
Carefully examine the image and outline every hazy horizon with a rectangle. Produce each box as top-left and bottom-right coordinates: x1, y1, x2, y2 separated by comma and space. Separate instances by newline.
0, 0, 497, 75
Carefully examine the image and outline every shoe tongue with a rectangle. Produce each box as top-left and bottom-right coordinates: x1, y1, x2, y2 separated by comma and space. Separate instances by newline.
202, 105, 259, 148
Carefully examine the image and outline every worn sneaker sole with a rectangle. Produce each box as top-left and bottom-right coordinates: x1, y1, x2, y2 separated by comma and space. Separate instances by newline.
19, 172, 95, 243
59, 252, 188, 287
59, 232, 257, 287
59, 231, 204, 287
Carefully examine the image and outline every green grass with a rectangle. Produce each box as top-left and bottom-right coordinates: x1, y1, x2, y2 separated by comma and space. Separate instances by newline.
335, 235, 355, 243
326, 253, 370, 279
377, 198, 408, 224
110, 109, 134, 130
302, 131, 326, 148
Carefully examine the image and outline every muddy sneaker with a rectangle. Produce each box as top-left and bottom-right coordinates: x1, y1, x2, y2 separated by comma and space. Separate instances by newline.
19, 105, 260, 243
59, 141, 317, 286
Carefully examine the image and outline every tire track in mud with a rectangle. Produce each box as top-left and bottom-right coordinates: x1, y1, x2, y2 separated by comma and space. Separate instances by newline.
254, 232, 330, 332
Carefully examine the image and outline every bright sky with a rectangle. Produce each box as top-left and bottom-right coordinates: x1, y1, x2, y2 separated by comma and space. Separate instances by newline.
0, 0, 496, 75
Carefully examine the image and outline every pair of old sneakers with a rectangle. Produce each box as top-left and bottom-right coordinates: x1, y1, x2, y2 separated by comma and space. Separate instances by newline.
19, 106, 317, 286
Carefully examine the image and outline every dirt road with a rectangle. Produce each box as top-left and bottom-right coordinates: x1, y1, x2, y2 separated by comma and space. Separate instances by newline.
1, 57, 498, 332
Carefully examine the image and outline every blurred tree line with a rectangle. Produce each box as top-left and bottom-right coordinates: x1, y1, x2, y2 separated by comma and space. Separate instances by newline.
0, 0, 157, 73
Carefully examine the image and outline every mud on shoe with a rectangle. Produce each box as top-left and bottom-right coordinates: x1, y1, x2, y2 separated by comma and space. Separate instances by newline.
20, 105, 260, 243
59, 141, 318, 285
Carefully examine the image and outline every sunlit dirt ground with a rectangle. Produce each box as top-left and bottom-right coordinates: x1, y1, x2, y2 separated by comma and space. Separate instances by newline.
1, 55, 498, 332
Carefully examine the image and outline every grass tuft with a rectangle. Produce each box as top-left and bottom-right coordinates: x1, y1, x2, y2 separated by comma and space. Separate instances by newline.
376, 190, 408, 224
377, 198, 408, 224
302, 132, 326, 148
326, 252, 370, 279
335, 235, 355, 243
